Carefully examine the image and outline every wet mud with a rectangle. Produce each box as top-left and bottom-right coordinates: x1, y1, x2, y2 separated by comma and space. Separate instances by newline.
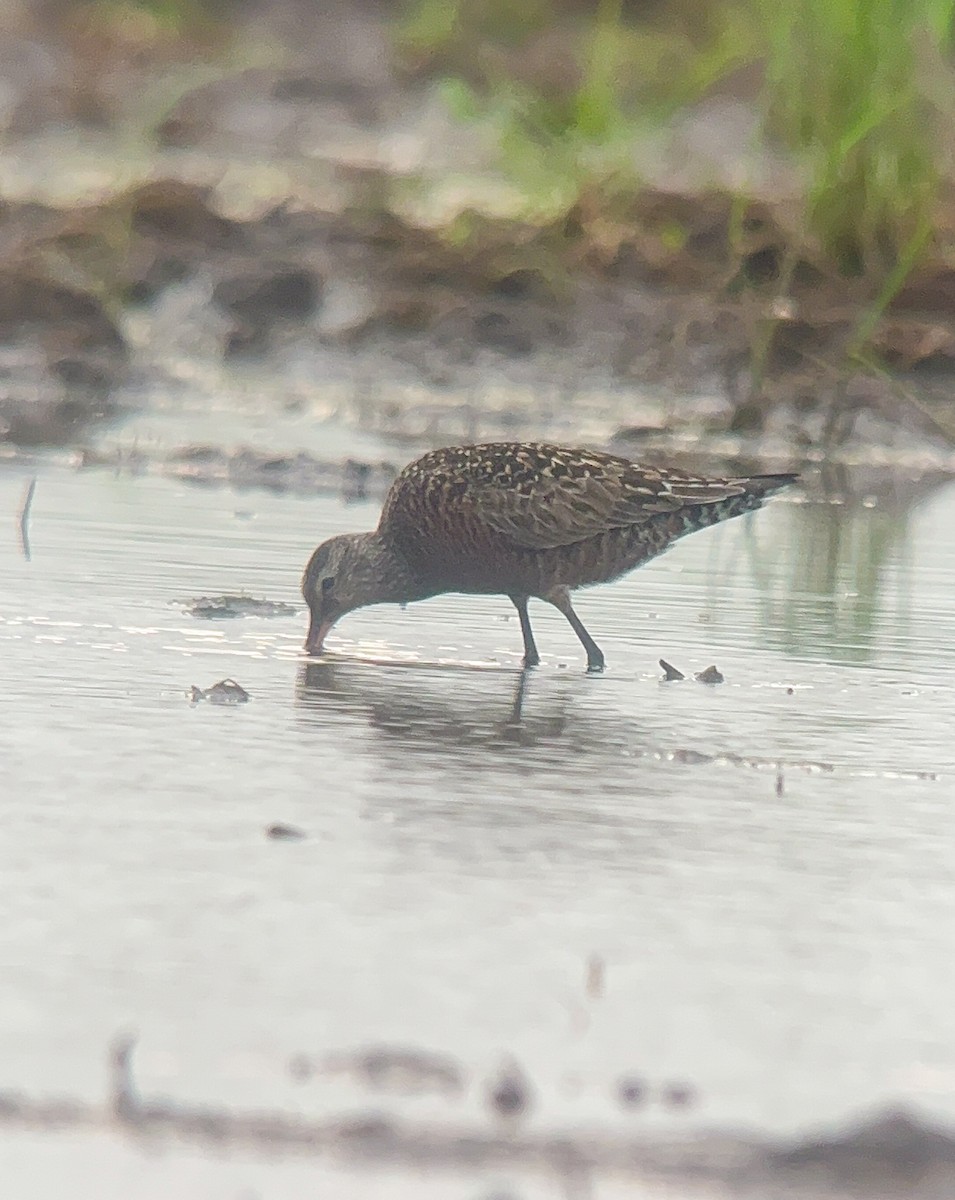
3, 1038, 955, 1199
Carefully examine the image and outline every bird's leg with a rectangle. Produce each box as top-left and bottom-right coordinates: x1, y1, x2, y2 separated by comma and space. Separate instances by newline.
509, 595, 540, 668
545, 588, 605, 673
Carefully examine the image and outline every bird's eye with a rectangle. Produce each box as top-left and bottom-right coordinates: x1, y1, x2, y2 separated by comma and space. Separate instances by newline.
321, 576, 335, 594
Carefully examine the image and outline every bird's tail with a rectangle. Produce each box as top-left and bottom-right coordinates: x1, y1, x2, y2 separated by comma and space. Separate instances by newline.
735, 472, 799, 499
674, 472, 796, 536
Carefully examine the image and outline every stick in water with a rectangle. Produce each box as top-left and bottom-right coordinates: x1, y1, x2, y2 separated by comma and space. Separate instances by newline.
18, 476, 37, 561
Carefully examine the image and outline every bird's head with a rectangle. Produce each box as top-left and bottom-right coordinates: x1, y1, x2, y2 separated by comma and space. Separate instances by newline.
301, 531, 414, 655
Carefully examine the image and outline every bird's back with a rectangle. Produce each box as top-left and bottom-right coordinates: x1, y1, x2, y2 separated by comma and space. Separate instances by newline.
379, 442, 794, 597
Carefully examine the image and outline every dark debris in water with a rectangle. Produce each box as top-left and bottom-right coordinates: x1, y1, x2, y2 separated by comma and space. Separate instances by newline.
660, 1082, 697, 1110
180, 594, 298, 620
659, 660, 725, 683
617, 1076, 648, 1109
616, 1074, 698, 1112
486, 1060, 532, 1122
18, 475, 37, 561
266, 822, 306, 841
3, 1036, 955, 1193
189, 678, 250, 705
319, 1046, 464, 1097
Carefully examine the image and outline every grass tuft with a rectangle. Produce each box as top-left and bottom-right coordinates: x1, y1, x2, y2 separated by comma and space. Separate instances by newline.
758, 0, 955, 274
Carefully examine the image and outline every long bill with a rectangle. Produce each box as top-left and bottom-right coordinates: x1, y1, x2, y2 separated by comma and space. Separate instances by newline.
304, 610, 336, 655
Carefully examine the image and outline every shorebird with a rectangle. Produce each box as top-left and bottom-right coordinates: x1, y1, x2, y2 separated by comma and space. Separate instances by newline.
302, 442, 796, 671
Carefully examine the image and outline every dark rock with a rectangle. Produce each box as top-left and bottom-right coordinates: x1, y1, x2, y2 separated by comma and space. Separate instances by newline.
660, 1082, 696, 1109
486, 1060, 532, 1121
670, 748, 713, 765
181, 595, 298, 620
189, 679, 250, 705
267, 823, 306, 841
617, 1075, 647, 1109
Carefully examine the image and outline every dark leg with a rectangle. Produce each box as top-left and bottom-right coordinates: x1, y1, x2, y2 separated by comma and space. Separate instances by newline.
509, 595, 540, 668
545, 589, 605, 672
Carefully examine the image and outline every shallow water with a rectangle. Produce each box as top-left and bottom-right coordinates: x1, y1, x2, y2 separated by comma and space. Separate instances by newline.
3, 458, 955, 1194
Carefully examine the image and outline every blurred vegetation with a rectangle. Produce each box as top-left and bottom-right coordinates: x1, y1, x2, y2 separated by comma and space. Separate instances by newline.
397, 0, 955, 288
11, 0, 955, 418
58, 0, 955, 299
759, 0, 954, 275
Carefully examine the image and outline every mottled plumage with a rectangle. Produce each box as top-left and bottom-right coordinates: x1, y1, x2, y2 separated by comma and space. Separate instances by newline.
303, 442, 796, 670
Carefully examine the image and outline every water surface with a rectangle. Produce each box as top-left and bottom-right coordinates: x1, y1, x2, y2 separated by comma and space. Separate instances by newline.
2, 460, 955, 1193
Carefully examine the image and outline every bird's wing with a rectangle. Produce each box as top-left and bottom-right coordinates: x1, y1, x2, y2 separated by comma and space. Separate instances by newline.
460, 446, 747, 550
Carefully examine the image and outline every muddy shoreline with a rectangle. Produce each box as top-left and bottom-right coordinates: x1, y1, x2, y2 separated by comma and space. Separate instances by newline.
5, 175, 955, 463
3, 1036, 955, 1200
3, 3, 955, 460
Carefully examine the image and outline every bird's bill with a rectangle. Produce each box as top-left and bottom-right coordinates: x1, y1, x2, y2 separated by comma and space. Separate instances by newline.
304, 611, 336, 655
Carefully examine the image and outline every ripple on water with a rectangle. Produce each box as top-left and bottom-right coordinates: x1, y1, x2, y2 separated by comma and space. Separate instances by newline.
2, 464, 955, 1140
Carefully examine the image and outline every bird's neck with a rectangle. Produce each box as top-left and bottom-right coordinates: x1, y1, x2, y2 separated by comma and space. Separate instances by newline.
358, 531, 422, 606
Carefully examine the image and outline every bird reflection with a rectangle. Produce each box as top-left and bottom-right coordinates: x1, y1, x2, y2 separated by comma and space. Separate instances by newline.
294, 658, 574, 750
293, 657, 669, 874
722, 469, 953, 663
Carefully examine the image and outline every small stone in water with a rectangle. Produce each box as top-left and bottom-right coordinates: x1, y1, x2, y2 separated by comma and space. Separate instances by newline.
617, 1075, 647, 1109
660, 1081, 696, 1108
181, 595, 298, 620
695, 665, 724, 684
487, 1060, 531, 1120
189, 678, 250, 704
659, 658, 685, 681
267, 822, 306, 841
